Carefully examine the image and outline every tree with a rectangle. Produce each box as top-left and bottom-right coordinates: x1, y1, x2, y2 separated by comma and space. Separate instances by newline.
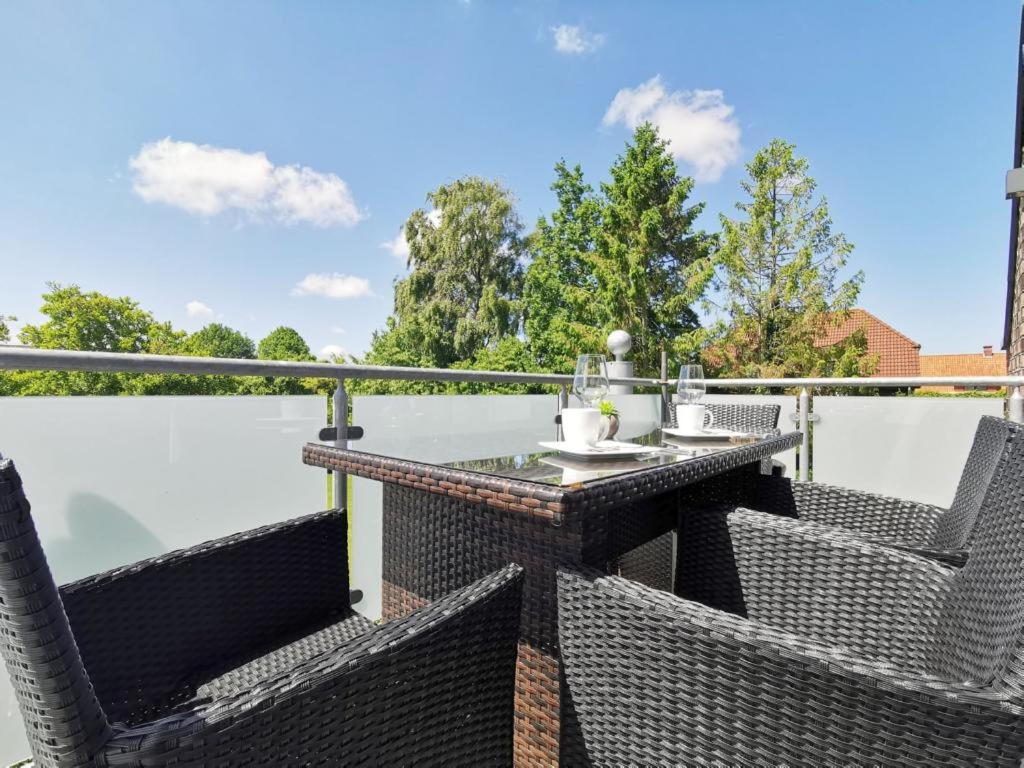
359, 176, 526, 391
250, 326, 331, 396
523, 162, 605, 373
19, 283, 157, 352
523, 125, 715, 376
596, 124, 715, 374
258, 326, 313, 361
0, 314, 15, 344
11, 283, 171, 395
707, 139, 868, 379
183, 323, 256, 359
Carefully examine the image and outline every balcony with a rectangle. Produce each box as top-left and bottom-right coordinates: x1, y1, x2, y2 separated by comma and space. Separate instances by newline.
1, 347, 1022, 766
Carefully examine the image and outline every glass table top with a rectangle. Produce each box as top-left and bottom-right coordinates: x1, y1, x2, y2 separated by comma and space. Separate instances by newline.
442, 428, 776, 488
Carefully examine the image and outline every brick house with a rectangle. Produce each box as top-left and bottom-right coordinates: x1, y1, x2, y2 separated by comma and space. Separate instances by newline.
919, 347, 1008, 393
815, 308, 921, 378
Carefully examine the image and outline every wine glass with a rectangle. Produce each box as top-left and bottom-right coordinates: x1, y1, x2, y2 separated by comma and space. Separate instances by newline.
573, 354, 609, 407
677, 364, 706, 404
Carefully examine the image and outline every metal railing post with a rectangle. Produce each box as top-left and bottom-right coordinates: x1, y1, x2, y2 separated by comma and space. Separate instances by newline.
798, 387, 810, 481
1011, 386, 1024, 424
557, 385, 568, 440
660, 348, 669, 424
333, 379, 348, 510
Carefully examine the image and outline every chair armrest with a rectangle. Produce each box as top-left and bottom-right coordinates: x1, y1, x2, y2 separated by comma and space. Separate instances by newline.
754, 475, 945, 542
558, 568, 1021, 766
726, 508, 955, 667
61, 509, 350, 726
102, 564, 525, 765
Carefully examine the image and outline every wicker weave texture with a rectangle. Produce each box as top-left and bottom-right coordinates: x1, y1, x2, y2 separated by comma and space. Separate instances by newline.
0, 457, 524, 766
743, 415, 1017, 564
62, 508, 353, 727
667, 401, 781, 433
0, 458, 111, 768
561, 421, 1024, 765
101, 564, 523, 766
559, 564, 1024, 767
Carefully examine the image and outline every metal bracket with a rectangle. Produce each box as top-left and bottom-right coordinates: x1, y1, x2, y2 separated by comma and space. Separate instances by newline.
319, 425, 364, 441
788, 413, 821, 424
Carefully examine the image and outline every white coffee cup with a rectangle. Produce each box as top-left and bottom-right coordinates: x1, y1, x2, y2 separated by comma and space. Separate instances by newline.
675, 403, 715, 434
561, 407, 606, 447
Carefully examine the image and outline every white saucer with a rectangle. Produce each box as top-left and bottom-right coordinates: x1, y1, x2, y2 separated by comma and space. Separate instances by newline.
662, 426, 746, 441
537, 440, 660, 460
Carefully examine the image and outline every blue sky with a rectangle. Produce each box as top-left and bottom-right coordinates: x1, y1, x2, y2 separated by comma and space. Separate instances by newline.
0, 0, 1019, 362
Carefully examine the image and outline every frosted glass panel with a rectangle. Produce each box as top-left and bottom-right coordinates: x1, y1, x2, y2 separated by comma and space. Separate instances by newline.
0, 395, 326, 763
349, 394, 563, 620
812, 396, 1004, 505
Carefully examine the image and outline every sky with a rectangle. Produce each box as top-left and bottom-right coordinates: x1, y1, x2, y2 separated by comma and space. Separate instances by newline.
0, 0, 1020, 362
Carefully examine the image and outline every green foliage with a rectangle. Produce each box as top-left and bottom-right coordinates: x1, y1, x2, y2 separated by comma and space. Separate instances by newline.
9, 283, 173, 395
911, 389, 1006, 398
702, 139, 867, 380
523, 125, 714, 376
523, 162, 605, 372
597, 399, 618, 417
258, 326, 312, 361
596, 124, 715, 374
1, 285, 333, 397
18, 283, 156, 352
183, 323, 255, 359
357, 176, 527, 394
252, 326, 333, 396
0, 313, 15, 344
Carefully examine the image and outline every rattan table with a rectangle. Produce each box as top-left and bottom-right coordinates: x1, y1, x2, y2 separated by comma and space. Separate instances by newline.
303, 428, 801, 766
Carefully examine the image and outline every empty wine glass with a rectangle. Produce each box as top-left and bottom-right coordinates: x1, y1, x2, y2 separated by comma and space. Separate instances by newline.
573, 354, 609, 407
677, 364, 706, 404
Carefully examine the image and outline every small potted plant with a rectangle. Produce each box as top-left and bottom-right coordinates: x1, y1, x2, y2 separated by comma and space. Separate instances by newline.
597, 399, 620, 440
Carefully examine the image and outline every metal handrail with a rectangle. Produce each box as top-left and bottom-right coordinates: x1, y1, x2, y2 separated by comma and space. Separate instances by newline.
1, 346, 1022, 389
0, 347, 651, 386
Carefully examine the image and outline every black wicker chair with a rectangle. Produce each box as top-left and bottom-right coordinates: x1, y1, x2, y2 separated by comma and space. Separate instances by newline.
0, 456, 523, 767
666, 400, 781, 435
614, 401, 784, 593
559, 422, 1024, 765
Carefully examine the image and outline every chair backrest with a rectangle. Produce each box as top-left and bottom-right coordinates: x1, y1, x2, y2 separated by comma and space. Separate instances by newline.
0, 458, 111, 767
931, 421, 1024, 688
142, 564, 525, 764
933, 415, 1018, 549
668, 401, 781, 433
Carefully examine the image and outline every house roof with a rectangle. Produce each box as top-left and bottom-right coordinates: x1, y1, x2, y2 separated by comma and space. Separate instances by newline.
920, 351, 1008, 378
815, 308, 921, 377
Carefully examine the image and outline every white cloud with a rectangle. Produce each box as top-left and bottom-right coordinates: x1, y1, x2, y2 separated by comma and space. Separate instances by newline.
552, 24, 605, 54
380, 230, 410, 259
318, 344, 346, 362
330, 326, 347, 335
185, 300, 215, 319
291, 273, 373, 299
130, 138, 364, 227
379, 209, 442, 260
603, 76, 741, 183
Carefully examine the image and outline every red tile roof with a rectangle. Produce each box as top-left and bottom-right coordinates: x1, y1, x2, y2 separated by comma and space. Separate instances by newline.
815, 308, 921, 377
919, 350, 1007, 378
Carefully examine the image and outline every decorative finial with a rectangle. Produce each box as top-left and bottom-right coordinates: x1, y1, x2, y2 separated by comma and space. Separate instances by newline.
607, 330, 632, 361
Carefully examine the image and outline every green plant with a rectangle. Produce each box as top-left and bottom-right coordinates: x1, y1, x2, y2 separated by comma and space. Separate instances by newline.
597, 399, 619, 417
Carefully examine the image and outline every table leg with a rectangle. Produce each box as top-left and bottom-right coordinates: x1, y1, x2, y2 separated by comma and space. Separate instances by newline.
381, 484, 576, 767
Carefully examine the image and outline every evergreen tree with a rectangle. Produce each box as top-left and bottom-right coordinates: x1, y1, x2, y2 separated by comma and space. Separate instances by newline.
709, 139, 868, 378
